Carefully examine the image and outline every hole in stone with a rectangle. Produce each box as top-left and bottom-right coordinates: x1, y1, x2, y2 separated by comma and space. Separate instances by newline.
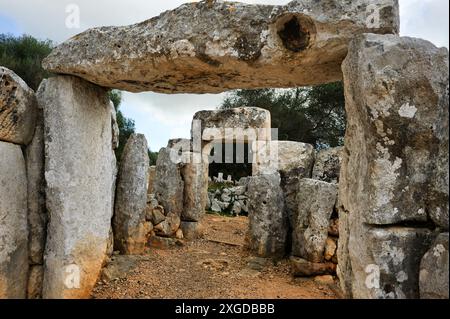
277, 16, 310, 52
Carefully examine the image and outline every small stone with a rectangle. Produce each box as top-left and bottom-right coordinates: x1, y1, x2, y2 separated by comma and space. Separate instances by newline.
290, 257, 336, 277
154, 212, 181, 237
148, 236, 178, 250
175, 229, 184, 240
324, 238, 337, 261
314, 275, 335, 285
180, 221, 204, 240
147, 205, 165, 225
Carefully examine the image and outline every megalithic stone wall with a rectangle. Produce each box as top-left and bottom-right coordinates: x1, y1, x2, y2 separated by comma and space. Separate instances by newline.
338, 34, 449, 299
39, 76, 116, 299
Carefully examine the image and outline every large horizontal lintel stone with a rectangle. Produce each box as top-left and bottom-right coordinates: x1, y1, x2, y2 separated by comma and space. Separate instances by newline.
43, 0, 399, 94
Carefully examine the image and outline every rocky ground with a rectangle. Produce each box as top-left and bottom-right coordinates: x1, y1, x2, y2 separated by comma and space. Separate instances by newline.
92, 214, 341, 299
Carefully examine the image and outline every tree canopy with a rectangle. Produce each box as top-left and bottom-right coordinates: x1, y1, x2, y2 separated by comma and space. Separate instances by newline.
109, 90, 158, 164
0, 34, 53, 91
220, 82, 346, 149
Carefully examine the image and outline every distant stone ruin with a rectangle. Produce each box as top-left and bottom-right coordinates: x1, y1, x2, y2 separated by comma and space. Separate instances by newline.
1, 0, 448, 300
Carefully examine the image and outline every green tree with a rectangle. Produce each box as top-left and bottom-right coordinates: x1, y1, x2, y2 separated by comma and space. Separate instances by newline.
109, 90, 136, 161
148, 150, 158, 166
221, 82, 346, 148
109, 90, 159, 164
0, 34, 53, 90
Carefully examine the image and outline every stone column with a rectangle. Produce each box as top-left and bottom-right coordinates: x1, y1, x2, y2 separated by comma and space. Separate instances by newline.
1, 66, 37, 299
247, 172, 288, 259
39, 76, 116, 299
113, 133, 150, 255
0, 142, 29, 299
338, 34, 449, 299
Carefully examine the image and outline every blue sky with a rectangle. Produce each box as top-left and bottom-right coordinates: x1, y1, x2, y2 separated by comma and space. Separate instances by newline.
1, 0, 449, 151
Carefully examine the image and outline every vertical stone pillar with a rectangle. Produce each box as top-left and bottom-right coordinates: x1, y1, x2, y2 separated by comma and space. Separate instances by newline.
247, 173, 288, 259
181, 152, 208, 222
25, 106, 47, 299
40, 76, 116, 299
338, 34, 449, 299
0, 142, 29, 299
113, 134, 150, 255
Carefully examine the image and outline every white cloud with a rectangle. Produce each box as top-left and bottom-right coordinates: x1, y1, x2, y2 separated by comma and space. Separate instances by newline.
399, 0, 449, 48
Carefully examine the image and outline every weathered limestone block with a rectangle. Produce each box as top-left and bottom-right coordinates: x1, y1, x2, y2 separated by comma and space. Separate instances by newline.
25, 104, 47, 266
154, 212, 181, 237
338, 34, 449, 299
181, 154, 209, 222
194, 107, 271, 143
419, 233, 449, 299
40, 76, 116, 299
0, 66, 37, 145
180, 221, 204, 240
27, 265, 44, 299
147, 166, 156, 194
113, 134, 150, 255
154, 145, 185, 216
340, 34, 449, 227
0, 141, 29, 299
268, 141, 315, 225
312, 146, 343, 184
43, 0, 399, 93
292, 179, 338, 263
247, 173, 287, 259
350, 227, 434, 299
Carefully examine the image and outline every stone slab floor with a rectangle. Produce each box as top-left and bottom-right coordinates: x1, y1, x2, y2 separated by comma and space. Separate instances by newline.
92, 215, 340, 299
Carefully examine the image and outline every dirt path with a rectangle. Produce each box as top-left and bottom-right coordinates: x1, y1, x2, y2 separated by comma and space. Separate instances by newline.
92, 215, 341, 299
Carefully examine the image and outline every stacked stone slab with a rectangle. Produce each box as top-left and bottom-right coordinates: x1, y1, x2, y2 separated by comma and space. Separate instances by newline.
149, 139, 204, 243
113, 134, 150, 255
1, 67, 38, 299
292, 179, 338, 263
40, 76, 116, 299
338, 34, 449, 299
289, 147, 342, 277
272, 141, 315, 226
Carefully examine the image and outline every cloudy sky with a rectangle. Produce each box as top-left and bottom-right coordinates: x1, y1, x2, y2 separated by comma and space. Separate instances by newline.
1, 0, 448, 151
